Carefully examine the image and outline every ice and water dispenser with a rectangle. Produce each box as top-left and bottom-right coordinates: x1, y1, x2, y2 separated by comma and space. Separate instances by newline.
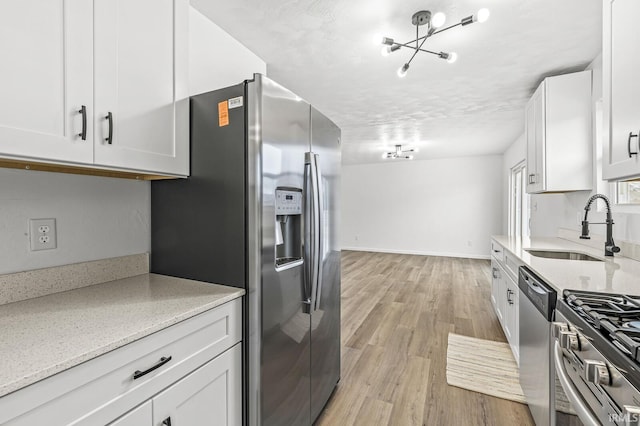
275, 188, 303, 270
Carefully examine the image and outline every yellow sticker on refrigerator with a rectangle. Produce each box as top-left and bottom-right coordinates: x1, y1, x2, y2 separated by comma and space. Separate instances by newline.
218, 101, 229, 127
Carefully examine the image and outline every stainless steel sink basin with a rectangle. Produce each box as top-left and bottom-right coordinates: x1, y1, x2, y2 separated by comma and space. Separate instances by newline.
525, 249, 603, 262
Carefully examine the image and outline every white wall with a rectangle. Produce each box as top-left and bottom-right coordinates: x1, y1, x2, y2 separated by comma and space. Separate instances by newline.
0, 169, 150, 274
341, 155, 503, 259
189, 7, 266, 96
0, 8, 267, 275
501, 54, 640, 244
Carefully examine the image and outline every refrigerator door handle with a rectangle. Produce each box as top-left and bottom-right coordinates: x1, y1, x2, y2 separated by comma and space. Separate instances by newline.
303, 159, 312, 309
305, 152, 320, 313
313, 154, 324, 311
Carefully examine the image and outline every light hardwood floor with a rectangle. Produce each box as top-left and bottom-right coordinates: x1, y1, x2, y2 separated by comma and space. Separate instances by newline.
315, 251, 535, 426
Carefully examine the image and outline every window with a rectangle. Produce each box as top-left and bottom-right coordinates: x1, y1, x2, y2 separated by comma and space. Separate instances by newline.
509, 161, 529, 239
615, 181, 640, 204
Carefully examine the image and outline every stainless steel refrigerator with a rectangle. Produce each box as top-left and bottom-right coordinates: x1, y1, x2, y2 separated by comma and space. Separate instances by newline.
151, 74, 341, 426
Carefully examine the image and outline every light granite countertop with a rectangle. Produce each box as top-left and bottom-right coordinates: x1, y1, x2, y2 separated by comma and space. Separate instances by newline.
492, 235, 640, 296
0, 273, 244, 397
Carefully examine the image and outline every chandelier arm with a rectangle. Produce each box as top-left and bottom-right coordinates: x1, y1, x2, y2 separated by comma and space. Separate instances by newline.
398, 21, 462, 47
431, 22, 462, 36
394, 43, 440, 56
405, 26, 432, 66
400, 34, 430, 48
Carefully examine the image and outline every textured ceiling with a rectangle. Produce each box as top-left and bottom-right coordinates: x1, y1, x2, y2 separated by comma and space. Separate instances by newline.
191, 0, 602, 164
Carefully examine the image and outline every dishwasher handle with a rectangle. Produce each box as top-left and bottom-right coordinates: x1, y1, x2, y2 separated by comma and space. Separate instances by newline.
525, 277, 548, 295
553, 341, 600, 426
518, 266, 556, 321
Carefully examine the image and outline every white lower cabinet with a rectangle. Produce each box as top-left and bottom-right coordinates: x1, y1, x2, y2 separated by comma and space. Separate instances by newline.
1, 299, 242, 426
490, 260, 504, 323
109, 344, 241, 426
153, 344, 242, 426
503, 275, 520, 363
490, 241, 521, 364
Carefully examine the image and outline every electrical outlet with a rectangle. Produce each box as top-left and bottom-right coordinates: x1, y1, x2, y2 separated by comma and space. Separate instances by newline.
30, 218, 56, 251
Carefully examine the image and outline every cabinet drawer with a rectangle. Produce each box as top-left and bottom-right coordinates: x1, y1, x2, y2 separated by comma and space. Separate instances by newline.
2, 298, 241, 425
503, 253, 521, 282
490, 241, 504, 262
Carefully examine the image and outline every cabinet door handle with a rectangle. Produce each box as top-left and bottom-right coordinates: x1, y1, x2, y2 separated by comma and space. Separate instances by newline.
78, 105, 87, 141
162, 417, 172, 426
628, 132, 638, 158
506, 289, 513, 304
492, 268, 498, 279
105, 112, 113, 145
133, 356, 172, 380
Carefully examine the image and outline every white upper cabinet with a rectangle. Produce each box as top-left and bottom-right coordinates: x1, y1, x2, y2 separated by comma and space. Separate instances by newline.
525, 85, 544, 194
0, 0, 188, 177
602, 0, 640, 181
0, 0, 93, 164
93, 0, 189, 176
525, 70, 593, 194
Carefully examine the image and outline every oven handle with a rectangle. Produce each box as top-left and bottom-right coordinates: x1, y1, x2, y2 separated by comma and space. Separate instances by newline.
553, 341, 600, 426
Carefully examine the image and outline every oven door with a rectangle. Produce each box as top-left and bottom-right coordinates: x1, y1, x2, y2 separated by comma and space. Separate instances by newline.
553, 340, 599, 425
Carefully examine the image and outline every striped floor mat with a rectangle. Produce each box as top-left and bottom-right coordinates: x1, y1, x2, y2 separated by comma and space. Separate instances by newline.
446, 333, 526, 403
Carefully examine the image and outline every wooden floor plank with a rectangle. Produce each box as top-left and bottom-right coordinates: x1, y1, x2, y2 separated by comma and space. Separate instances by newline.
354, 397, 394, 426
315, 251, 534, 426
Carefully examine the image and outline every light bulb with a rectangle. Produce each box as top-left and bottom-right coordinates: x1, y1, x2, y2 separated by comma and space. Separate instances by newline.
431, 12, 446, 28
446, 52, 458, 64
412, 147, 419, 153
381, 46, 390, 57
408, 155, 414, 160
397, 63, 409, 78
477, 8, 490, 23
382, 152, 389, 159
372, 33, 383, 45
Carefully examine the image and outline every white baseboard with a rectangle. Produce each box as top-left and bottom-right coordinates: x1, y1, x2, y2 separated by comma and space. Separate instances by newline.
340, 246, 491, 260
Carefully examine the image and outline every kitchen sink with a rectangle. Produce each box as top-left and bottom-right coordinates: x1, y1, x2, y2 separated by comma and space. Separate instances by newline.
525, 249, 603, 262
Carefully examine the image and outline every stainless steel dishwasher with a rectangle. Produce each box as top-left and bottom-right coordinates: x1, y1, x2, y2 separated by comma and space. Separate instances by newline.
518, 266, 556, 426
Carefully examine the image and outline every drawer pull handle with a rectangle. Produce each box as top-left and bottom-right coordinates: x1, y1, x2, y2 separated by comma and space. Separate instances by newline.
162, 417, 172, 426
105, 112, 113, 144
628, 131, 638, 158
133, 356, 172, 380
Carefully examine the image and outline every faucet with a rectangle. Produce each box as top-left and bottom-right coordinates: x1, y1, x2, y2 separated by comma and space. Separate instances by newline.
579, 194, 620, 257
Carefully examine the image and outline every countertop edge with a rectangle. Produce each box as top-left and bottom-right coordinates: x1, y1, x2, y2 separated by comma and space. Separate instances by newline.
491, 235, 640, 296
0, 277, 244, 398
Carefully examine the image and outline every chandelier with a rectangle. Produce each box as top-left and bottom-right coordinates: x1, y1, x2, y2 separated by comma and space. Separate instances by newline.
383, 145, 417, 160
379, 8, 490, 77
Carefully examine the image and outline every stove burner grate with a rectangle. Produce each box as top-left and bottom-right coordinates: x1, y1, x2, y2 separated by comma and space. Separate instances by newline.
564, 290, 640, 363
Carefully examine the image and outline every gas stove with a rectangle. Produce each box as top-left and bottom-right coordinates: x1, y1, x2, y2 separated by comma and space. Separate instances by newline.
556, 290, 640, 425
